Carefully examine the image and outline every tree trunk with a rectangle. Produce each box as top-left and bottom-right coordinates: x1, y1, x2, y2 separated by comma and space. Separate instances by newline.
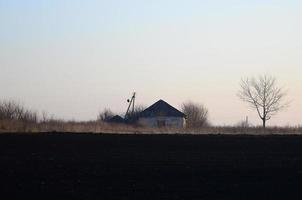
262, 118, 266, 129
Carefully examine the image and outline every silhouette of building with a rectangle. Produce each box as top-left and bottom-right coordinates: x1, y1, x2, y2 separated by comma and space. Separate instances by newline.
108, 115, 125, 124
138, 100, 186, 128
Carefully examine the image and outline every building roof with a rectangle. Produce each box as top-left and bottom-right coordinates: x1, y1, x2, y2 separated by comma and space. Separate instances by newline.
139, 100, 186, 118
108, 115, 125, 124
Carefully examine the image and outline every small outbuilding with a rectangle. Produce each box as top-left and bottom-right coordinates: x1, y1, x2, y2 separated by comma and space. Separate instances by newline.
138, 100, 186, 128
107, 115, 125, 124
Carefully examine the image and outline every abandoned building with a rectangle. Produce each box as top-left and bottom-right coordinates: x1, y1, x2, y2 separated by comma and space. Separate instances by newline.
107, 115, 125, 124
138, 100, 186, 128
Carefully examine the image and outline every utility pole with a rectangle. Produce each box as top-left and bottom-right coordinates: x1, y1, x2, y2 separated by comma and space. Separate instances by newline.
125, 92, 136, 120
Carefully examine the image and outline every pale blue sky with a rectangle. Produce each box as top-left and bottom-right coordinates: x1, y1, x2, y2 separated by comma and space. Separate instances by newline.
1, 0, 302, 125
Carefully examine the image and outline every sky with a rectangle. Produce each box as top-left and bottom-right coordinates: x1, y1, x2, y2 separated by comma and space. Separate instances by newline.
1, 0, 302, 126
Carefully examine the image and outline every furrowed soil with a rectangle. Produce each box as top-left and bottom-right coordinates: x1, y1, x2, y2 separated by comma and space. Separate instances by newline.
0, 133, 302, 199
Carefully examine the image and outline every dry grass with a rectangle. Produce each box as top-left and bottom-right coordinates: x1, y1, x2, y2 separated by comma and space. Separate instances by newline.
0, 119, 302, 135
191, 126, 302, 135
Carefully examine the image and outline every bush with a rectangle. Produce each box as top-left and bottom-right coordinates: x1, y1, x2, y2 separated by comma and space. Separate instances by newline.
181, 101, 209, 128
0, 100, 37, 123
97, 108, 114, 122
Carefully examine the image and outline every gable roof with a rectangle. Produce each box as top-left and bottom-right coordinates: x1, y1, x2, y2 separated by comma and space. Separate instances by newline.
139, 100, 186, 118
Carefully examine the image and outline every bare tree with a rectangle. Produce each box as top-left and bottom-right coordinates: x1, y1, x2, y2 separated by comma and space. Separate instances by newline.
238, 75, 289, 129
0, 100, 20, 120
41, 111, 50, 123
98, 108, 114, 122
0, 100, 38, 123
181, 101, 209, 128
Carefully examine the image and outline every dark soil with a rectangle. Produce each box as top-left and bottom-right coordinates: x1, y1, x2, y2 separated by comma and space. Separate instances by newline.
1, 133, 302, 199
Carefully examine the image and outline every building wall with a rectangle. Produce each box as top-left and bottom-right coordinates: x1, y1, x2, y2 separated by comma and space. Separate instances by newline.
138, 117, 186, 128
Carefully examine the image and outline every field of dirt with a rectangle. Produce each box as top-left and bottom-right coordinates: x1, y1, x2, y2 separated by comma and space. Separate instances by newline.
0, 133, 302, 199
